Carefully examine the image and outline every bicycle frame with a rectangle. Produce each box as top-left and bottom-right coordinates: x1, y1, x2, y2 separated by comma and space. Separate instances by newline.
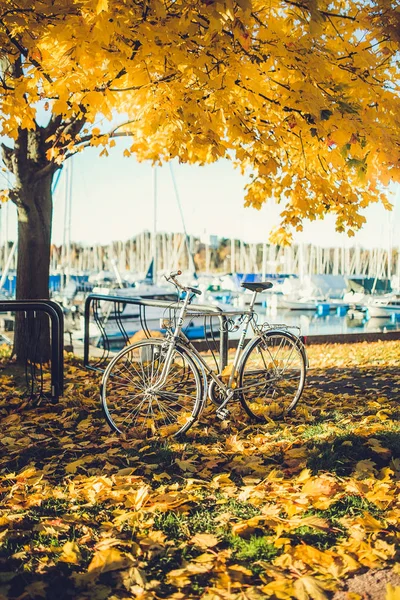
100, 269, 309, 439
147, 290, 195, 390
150, 288, 260, 409
148, 281, 307, 417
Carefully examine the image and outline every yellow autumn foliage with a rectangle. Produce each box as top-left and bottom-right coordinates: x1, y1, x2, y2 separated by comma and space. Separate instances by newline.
0, 340, 400, 598
0, 0, 398, 241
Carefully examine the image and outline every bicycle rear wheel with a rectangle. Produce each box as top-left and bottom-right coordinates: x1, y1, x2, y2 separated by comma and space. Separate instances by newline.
101, 339, 203, 438
238, 331, 306, 421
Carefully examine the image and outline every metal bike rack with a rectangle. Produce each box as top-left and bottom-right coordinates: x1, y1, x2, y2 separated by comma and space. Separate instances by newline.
83, 294, 246, 373
0, 300, 64, 402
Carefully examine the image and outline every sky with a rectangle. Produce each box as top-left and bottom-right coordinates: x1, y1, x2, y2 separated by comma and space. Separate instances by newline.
0, 140, 399, 249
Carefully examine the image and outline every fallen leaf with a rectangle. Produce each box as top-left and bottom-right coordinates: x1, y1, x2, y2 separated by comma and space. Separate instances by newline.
87, 548, 134, 575
190, 533, 219, 549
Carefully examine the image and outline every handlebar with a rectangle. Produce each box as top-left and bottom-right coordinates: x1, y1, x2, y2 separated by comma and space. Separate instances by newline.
166, 270, 202, 297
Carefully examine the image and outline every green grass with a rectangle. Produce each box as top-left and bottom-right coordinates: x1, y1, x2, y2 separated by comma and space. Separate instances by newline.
230, 534, 280, 568
149, 514, 279, 592
292, 494, 387, 550
153, 511, 192, 540
153, 498, 262, 542
300, 423, 331, 440
29, 498, 70, 518
153, 505, 218, 539
222, 498, 261, 520
32, 533, 61, 549
145, 545, 204, 598
307, 431, 400, 476
321, 494, 384, 521
138, 441, 176, 464
289, 526, 340, 550
285, 494, 388, 551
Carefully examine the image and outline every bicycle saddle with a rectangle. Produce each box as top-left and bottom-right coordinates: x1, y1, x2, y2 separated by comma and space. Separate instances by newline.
241, 282, 273, 292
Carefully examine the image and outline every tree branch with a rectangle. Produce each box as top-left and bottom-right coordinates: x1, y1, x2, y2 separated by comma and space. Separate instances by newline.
71, 129, 135, 150
33, 162, 60, 182
1, 143, 14, 173
282, 0, 357, 21
0, 18, 53, 84
108, 71, 179, 92
44, 114, 63, 138
235, 80, 280, 106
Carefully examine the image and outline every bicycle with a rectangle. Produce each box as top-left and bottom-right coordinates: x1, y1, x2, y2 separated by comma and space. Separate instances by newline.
100, 271, 308, 437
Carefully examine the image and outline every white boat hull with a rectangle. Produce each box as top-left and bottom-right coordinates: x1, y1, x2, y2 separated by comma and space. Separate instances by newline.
366, 294, 400, 318
281, 299, 317, 311
367, 304, 400, 318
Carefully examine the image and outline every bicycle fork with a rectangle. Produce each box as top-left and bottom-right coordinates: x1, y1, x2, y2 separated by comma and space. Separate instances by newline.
146, 292, 192, 392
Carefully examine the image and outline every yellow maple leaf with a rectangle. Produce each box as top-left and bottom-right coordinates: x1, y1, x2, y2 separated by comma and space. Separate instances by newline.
386, 584, 400, 600
166, 568, 191, 588
290, 515, 330, 532
175, 457, 198, 472
59, 541, 81, 564
294, 575, 328, 600
96, 0, 108, 14
124, 485, 149, 510
65, 457, 90, 474
355, 513, 384, 532
297, 468, 312, 483
366, 438, 391, 458
0, 190, 9, 203
0, 529, 8, 542
302, 476, 338, 498
190, 533, 219, 549
262, 577, 295, 598
87, 547, 133, 574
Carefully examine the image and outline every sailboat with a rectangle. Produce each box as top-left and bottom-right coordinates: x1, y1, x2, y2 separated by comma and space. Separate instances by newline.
85, 261, 219, 346
79, 164, 226, 347
366, 293, 400, 318
357, 211, 400, 319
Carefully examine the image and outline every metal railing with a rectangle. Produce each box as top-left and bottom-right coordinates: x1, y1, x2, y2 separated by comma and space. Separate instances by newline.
0, 300, 64, 403
83, 294, 248, 373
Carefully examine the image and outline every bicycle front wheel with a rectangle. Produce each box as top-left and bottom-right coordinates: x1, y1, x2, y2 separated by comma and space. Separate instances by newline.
238, 331, 306, 421
101, 339, 203, 438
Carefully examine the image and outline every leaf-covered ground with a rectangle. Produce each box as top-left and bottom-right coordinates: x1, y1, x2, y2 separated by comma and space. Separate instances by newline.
0, 340, 400, 600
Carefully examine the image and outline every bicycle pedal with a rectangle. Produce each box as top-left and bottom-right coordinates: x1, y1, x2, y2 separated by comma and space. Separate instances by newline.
216, 408, 230, 420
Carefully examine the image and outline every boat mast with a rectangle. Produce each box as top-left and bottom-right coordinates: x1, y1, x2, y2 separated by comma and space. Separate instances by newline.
169, 163, 197, 278
387, 211, 392, 285
262, 242, 267, 280
62, 159, 73, 285
0, 172, 18, 294
151, 166, 158, 284
231, 238, 235, 274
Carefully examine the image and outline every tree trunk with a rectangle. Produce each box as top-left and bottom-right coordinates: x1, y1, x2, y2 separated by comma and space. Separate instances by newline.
13, 173, 54, 362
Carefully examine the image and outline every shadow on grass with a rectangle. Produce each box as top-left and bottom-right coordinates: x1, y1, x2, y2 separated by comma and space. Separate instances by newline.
307, 365, 400, 401
307, 430, 400, 476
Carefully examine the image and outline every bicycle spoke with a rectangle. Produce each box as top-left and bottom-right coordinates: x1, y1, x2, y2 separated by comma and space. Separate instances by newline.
110, 362, 147, 392
120, 396, 150, 429
101, 340, 201, 437
155, 394, 197, 410
239, 333, 306, 421
100, 286, 307, 435
240, 372, 300, 391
